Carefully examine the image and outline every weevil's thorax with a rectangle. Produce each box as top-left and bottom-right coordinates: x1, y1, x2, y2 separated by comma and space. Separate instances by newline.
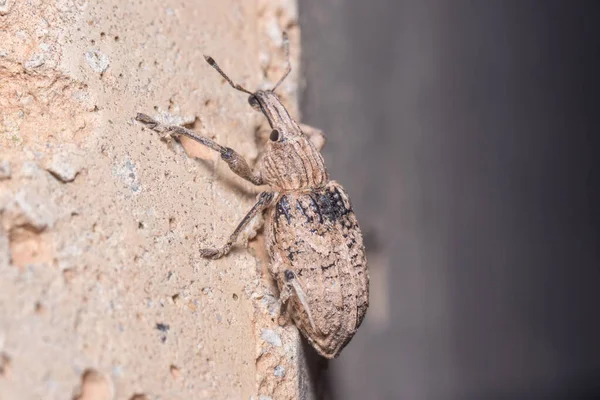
250, 90, 329, 191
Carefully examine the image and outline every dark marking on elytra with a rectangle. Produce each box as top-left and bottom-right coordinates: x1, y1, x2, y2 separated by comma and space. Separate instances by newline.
296, 199, 314, 223
315, 187, 351, 223
308, 194, 323, 223
276, 195, 292, 224
286, 247, 301, 261
321, 263, 335, 271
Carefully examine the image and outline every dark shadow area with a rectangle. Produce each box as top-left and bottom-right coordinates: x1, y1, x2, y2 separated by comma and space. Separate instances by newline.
299, 1, 600, 399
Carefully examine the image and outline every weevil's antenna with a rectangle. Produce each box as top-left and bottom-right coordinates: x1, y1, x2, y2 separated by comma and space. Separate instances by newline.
272, 32, 291, 92
204, 55, 253, 95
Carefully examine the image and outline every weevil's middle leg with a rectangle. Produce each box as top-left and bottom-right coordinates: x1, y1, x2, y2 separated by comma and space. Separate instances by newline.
199, 191, 275, 260
135, 113, 264, 186
299, 123, 326, 152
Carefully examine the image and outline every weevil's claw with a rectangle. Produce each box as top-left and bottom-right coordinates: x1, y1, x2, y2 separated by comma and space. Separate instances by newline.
199, 248, 221, 259
135, 113, 158, 128
200, 244, 232, 260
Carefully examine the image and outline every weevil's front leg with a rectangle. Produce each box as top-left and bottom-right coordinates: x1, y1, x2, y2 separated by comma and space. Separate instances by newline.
135, 113, 264, 186
299, 123, 326, 152
199, 191, 275, 259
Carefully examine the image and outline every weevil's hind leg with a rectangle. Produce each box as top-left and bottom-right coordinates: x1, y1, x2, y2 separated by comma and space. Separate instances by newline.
135, 113, 264, 186
199, 191, 275, 260
299, 123, 326, 152
277, 284, 293, 326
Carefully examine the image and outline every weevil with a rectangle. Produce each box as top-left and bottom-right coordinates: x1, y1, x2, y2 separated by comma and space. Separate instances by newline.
135, 33, 369, 358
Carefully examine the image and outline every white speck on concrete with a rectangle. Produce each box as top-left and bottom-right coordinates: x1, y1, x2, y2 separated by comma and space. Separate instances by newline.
113, 157, 141, 193
20, 162, 42, 178
273, 365, 285, 377
85, 49, 109, 73
24, 53, 45, 69
153, 109, 195, 127
259, 396, 273, 400
0, 228, 10, 269
0, 160, 11, 180
260, 329, 281, 347
266, 18, 283, 47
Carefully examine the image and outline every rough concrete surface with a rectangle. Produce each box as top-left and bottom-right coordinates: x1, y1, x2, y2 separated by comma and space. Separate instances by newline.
0, 0, 314, 399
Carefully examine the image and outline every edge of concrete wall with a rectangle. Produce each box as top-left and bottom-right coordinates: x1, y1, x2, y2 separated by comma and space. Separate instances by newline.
0, 0, 315, 399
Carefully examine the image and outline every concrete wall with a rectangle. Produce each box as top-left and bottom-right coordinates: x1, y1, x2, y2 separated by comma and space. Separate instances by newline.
0, 1, 315, 399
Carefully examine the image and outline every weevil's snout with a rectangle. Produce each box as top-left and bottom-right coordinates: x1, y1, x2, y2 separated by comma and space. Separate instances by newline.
249, 90, 301, 136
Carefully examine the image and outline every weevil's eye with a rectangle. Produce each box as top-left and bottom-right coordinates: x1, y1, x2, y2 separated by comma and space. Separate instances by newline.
248, 95, 260, 111
284, 270, 294, 281
269, 129, 280, 142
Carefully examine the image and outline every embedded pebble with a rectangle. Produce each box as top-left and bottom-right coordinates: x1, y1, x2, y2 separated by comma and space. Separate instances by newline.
0, 0, 12, 16
14, 189, 57, 231
273, 365, 285, 377
47, 150, 84, 182
85, 49, 109, 73
0, 160, 11, 180
260, 329, 281, 347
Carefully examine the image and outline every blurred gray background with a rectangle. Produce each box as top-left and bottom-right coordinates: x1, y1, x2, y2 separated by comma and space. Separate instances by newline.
298, 1, 600, 399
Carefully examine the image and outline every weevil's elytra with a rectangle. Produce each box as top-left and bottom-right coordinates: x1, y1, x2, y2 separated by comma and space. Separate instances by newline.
135, 32, 369, 359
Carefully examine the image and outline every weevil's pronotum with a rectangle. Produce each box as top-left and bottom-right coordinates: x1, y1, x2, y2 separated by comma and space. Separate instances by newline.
135, 33, 369, 358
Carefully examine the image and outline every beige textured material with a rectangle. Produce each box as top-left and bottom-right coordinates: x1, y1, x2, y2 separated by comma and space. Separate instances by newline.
0, 0, 315, 399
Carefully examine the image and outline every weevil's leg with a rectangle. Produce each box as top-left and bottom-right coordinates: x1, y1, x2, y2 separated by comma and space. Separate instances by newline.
299, 123, 326, 152
277, 283, 293, 326
284, 269, 317, 331
199, 191, 275, 259
136, 113, 264, 186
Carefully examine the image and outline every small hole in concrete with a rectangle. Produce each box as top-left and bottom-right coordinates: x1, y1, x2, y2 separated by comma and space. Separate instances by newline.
170, 365, 180, 380
34, 301, 45, 314
129, 395, 149, 400
0, 352, 12, 377
232, 293, 238, 301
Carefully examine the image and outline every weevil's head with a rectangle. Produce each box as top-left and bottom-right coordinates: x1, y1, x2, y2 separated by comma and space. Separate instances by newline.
204, 42, 328, 190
